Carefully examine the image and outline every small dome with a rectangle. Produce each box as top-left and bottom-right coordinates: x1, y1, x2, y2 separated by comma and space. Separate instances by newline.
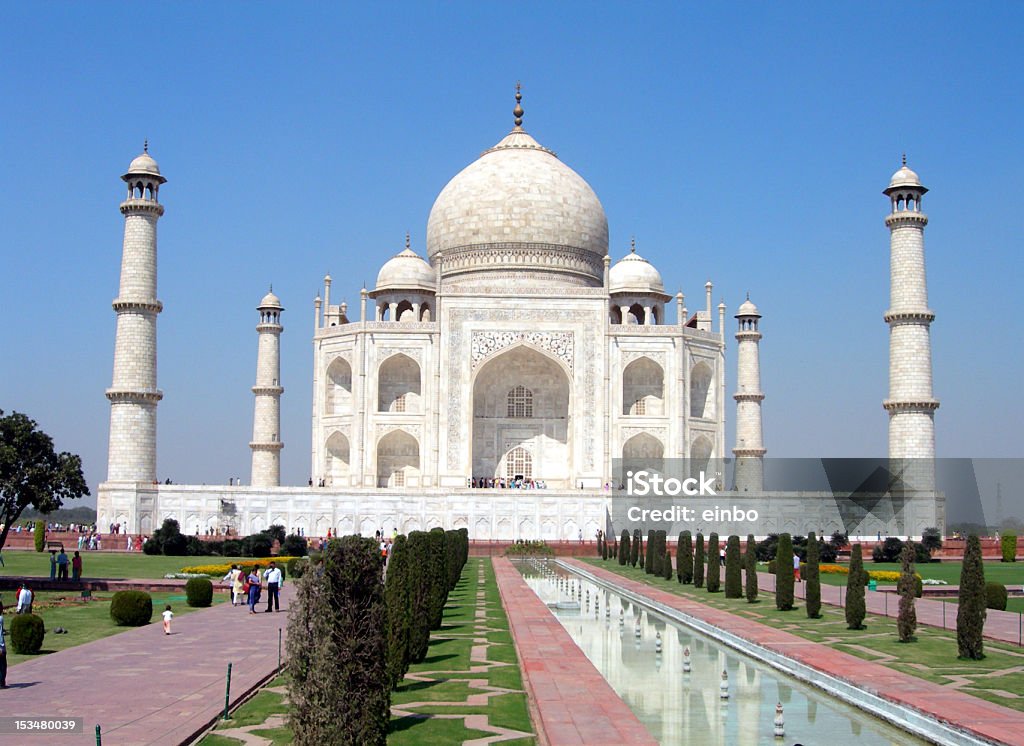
258, 290, 283, 309
885, 157, 926, 194
736, 297, 760, 317
609, 245, 665, 294
122, 144, 166, 184
375, 247, 435, 292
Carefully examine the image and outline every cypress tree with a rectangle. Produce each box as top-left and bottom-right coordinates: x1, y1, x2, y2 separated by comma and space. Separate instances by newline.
619, 530, 630, 566
288, 535, 389, 745
385, 534, 412, 688
706, 533, 721, 592
744, 533, 758, 602
426, 528, 449, 629
601, 536, 608, 560
845, 544, 866, 630
679, 531, 693, 584
406, 531, 434, 662
724, 535, 742, 598
597, 532, 604, 558
805, 531, 821, 618
663, 547, 673, 580
646, 530, 657, 574
694, 533, 705, 588
631, 529, 641, 567
897, 542, 917, 642
957, 535, 986, 659
775, 533, 795, 610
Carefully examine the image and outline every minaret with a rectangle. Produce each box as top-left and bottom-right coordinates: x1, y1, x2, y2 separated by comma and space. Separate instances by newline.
106, 144, 165, 483
883, 157, 938, 491
250, 288, 285, 487
733, 296, 766, 491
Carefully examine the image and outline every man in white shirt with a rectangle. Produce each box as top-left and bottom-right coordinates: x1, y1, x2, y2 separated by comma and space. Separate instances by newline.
16, 585, 33, 614
263, 562, 283, 612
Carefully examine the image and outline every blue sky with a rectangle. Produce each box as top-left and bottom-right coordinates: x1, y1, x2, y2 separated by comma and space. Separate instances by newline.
1, 4, 1021, 507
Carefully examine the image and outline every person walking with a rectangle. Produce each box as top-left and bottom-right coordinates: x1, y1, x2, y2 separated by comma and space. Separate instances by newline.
162, 605, 173, 635
264, 562, 283, 613
223, 565, 242, 606
72, 551, 82, 581
49, 550, 57, 580
0, 599, 7, 688
15, 585, 33, 614
246, 566, 262, 614
793, 550, 802, 582
57, 549, 69, 580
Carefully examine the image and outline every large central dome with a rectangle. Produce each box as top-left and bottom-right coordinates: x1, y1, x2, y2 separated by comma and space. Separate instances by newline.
426, 96, 609, 288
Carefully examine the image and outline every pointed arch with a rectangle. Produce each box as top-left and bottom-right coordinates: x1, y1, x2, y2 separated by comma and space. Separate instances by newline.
690, 434, 713, 480
325, 431, 350, 484
325, 357, 353, 414
376, 429, 420, 487
378, 353, 421, 412
690, 361, 715, 418
622, 356, 664, 416
396, 299, 414, 322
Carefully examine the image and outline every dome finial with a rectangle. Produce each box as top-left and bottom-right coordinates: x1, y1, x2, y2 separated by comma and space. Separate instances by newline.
513, 81, 524, 128
902, 152, 907, 167
630, 236, 636, 254
405, 232, 411, 250
144, 139, 149, 153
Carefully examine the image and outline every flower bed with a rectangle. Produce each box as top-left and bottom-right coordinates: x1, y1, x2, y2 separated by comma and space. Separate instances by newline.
817, 563, 920, 583
180, 557, 297, 577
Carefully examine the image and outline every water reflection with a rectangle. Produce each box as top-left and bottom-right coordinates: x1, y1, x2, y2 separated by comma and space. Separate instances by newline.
517, 559, 927, 746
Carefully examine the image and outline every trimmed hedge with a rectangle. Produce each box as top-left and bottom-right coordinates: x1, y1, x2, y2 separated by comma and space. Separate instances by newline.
694, 533, 705, 588
845, 545, 866, 630
11, 613, 45, 653
619, 530, 630, 567
34, 522, 45, 552
110, 590, 153, 626
1002, 534, 1017, 563
724, 535, 742, 599
744, 533, 758, 603
957, 535, 986, 659
775, 533, 795, 611
185, 577, 214, 607
986, 581, 1008, 611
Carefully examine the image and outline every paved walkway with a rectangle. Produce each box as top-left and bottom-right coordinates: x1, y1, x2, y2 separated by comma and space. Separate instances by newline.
573, 559, 1024, 746
1, 587, 291, 745
493, 557, 657, 746
754, 570, 1024, 646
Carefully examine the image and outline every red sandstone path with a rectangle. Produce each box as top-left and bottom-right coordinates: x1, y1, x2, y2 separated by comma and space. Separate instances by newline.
753, 570, 1024, 646
571, 559, 1024, 746
492, 557, 657, 746
0, 587, 291, 746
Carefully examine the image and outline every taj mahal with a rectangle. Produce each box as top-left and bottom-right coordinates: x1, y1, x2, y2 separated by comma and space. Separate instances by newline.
97, 89, 943, 540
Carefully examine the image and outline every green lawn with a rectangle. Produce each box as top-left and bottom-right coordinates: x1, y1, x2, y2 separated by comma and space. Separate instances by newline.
0, 548, 269, 580
815, 560, 1024, 587
199, 558, 536, 746
4, 589, 224, 666
586, 558, 1024, 712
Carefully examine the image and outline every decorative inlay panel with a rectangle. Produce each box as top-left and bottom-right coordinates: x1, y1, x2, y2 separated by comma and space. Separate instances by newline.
470, 331, 574, 372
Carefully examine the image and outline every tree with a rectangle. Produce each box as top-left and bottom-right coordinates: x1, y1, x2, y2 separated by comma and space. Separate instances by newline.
872, 537, 904, 563
897, 542, 917, 642
427, 528, 449, 629
619, 530, 630, 566
830, 531, 849, 552
287, 534, 389, 745
805, 531, 821, 618
406, 531, 433, 663
601, 534, 608, 560
33, 520, 45, 552
706, 533, 721, 592
1001, 534, 1017, 563
646, 530, 656, 574
265, 524, 287, 545
724, 535, 742, 598
385, 535, 412, 688
775, 533, 795, 611
845, 544, 866, 630
678, 531, 693, 584
630, 529, 640, 567
0, 410, 89, 553
694, 533, 705, 588
956, 535, 986, 659
744, 534, 758, 603
921, 527, 942, 558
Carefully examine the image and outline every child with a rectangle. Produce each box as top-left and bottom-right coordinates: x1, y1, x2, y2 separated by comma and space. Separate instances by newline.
162, 605, 173, 635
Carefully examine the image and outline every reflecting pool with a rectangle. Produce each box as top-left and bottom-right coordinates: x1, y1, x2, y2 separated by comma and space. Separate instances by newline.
516, 559, 931, 745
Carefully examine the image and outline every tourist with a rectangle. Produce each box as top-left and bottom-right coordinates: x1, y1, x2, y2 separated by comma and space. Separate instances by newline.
0, 598, 7, 688
720, 547, 726, 567
223, 565, 242, 606
49, 550, 57, 580
125, 534, 133, 552
162, 604, 173, 635
15, 585, 33, 614
246, 566, 262, 614
72, 551, 82, 581
578, 529, 583, 545
57, 548, 69, 580
793, 551, 802, 582
264, 562, 282, 613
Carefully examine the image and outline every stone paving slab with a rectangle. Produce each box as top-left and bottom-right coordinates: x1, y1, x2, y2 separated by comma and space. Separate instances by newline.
574, 559, 1024, 746
491, 557, 657, 746
0, 587, 291, 745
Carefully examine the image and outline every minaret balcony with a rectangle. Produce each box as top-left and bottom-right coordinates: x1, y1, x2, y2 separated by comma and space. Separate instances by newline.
119, 199, 165, 216
105, 388, 163, 403
735, 330, 762, 342
732, 447, 766, 457
112, 298, 163, 313
733, 392, 765, 402
256, 323, 283, 333
249, 441, 284, 451
251, 385, 284, 395
883, 399, 940, 413
884, 212, 928, 228
883, 309, 935, 324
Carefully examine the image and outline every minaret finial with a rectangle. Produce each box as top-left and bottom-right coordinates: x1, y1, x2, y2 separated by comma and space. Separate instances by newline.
746, 291, 750, 300
144, 139, 148, 153
630, 236, 636, 254
269, 283, 273, 293
513, 82, 524, 128
902, 152, 907, 167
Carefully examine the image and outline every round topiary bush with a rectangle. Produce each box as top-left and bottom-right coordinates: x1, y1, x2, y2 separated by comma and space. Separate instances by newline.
11, 613, 45, 654
110, 590, 153, 626
985, 582, 1008, 611
185, 577, 214, 607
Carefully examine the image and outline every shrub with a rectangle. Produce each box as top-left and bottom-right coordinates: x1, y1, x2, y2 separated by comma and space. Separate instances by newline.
912, 541, 932, 565
601, 536, 608, 560
264, 525, 287, 545
694, 533, 705, 588
767, 559, 777, 574
33, 521, 45, 552
921, 527, 942, 558
406, 531, 433, 663
656, 531, 667, 576
10, 613, 45, 653
222, 539, 242, 557
110, 590, 153, 626
830, 531, 849, 551
818, 539, 839, 564
244, 533, 273, 558
775, 533, 795, 611
631, 529, 640, 567
845, 545, 866, 630
744, 534, 758, 603
646, 530, 656, 575
897, 543, 917, 642
872, 537, 904, 563
1002, 534, 1017, 563
619, 530, 630, 566
287, 534, 389, 745
504, 540, 553, 557
679, 531, 693, 584
142, 537, 161, 555
724, 535, 742, 598
756, 534, 779, 562
985, 582, 1008, 611
163, 533, 188, 556
957, 535, 986, 659
706, 533, 723, 593
282, 534, 308, 558
428, 529, 449, 629
805, 532, 821, 618
287, 557, 308, 579
914, 574, 922, 598
186, 535, 214, 556
185, 577, 214, 607
385, 534, 412, 688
